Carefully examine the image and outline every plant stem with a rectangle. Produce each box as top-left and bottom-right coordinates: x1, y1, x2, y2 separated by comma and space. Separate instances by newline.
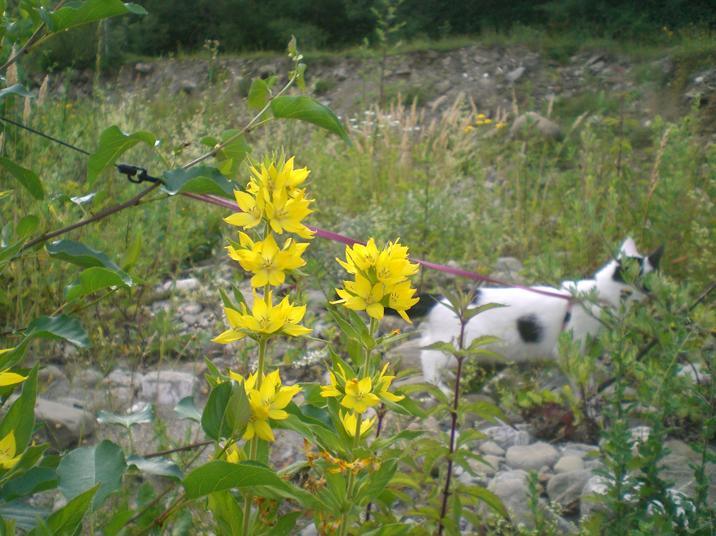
339, 413, 364, 536
437, 306, 468, 535
21, 183, 160, 252
241, 337, 268, 536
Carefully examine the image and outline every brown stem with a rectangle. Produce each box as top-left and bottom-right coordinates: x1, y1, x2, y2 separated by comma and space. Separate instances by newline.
21, 183, 159, 252
365, 405, 386, 522
142, 439, 213, 459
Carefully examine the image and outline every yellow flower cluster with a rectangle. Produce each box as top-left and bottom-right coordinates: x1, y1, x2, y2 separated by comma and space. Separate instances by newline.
229, 369, 301, 442
474, 112, 493, 126
215, 157, 313, 344
321, 363, 403, 437
213, 290, 311, 343
333, 238, 419, 323
0, 431, 21, 469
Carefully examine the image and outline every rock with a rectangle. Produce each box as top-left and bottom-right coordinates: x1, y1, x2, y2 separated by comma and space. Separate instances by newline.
479, 440, 505, 457
72, 368, 103, 388
494, 257, 523, 274
506, 66, 525, 83
389, 338, 424, 373
435, 79, 451, 94
173, 277, 200, 292
588, 61, 606, 74
510, 112, 563, 141
180, 302, 203, 315
177, 80, 197, 94
487, 470, 531, 524
659, 439, 716, 503
580, 475, 609, 518
134, 62, 153, 74
505, 442, 559, 471
140, 370, 198, 407
561, 442, 598, 459
547, 469, 592, 510
35, 397, 95, 449
105, 368, 140, 387
482, 424, 530, 449
39, 365, 70, 398
554, 455, 584, 474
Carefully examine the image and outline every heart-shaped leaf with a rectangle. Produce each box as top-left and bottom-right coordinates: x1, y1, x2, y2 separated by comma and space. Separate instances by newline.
87, 126, 156, 185
127, 455, 182, 481
65, 267, 132, 301
270, 96, 350, 144
161, 166, 235, 198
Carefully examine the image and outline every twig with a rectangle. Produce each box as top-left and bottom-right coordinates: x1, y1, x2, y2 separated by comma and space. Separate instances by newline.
20, 183, 160, 252
142, 439, 212, 459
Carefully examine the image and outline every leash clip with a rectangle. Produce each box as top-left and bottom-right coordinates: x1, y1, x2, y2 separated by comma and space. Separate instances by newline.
116, 163, 161, 184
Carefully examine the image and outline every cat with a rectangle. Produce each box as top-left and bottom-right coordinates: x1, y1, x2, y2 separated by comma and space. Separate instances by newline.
419, 238, 663, 389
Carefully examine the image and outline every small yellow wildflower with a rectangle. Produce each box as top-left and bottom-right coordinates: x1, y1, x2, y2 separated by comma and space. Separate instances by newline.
0, 431, 21, 470
475, 113, 493, 126
387, 280, 419, 323
495, 121, 508, 130
335, 275, 386, 320
230, 370, 301, 443
463, 125, 474, 134
223, 442, 244, 463
213, 291, 311, 343
227, 232, 308, 288
341, 377, 380, 413
224, 190, 264, 230
339, 411, 375, 438
376, 363, 404, 403
265, 188, 314, 239
320, 370, 343, 398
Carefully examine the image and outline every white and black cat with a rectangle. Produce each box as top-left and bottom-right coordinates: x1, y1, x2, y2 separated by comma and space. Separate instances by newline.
419, 238, 663, 389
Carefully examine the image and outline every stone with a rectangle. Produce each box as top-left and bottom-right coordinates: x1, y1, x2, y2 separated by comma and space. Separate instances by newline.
482, 424, 529, 449
73, 368, 103, 388
580, 475, 609, 518
659, 439, 716, 503
506, 66, 526, 83
479, 440, 505, 457
134, 62, 153, 74
547, 469, 592, 510
554, 455, 585, 474
472, 454, 501, 477
562, 442, 598, 459
389, 338, 424, 373
140, 370, 198, 407
487, 470, 530, 524
494, 256, 523, 274
39, 365, 71, 398
180, 302, 203, 315
177, 80, 197, 94
174, 277, 200, 292
505, 442, 559, 471
35, 397, 95, 449
510, 112, 563, 141
105, 368, 141, 387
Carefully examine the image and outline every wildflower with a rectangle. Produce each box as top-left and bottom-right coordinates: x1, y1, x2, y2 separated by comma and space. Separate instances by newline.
231, 370, 301, 442
265, 188, 314, 239
213, 291, 311, 343
463, 125, 474, 134
339, 411, 375, 438
227, 232, 308, 288
495, 121, 508, 130
376, 363, 404, 403
224, 190, 264, 230
387, 280, 419, 323
320, 370, 343, 398
0, 431, 21, 470
0, 369, 26, 387
475, 113, 493, 126
223, 442, 244, 463
341, 377, 380, 413
335, 275, 386, 320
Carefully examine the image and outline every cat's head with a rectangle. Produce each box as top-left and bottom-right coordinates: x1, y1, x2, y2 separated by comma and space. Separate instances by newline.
594, 237, 664, 305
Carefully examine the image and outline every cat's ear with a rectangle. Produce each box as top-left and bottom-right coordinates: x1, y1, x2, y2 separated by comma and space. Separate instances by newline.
647, 245, 664, 270
619, 237, 639, 257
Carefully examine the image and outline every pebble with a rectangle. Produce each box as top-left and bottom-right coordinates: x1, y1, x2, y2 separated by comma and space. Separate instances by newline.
505, 442, 559, 471
554, 454, 585, 474
479, 440, 505, 456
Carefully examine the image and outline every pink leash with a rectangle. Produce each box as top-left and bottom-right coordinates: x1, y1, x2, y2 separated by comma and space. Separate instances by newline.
182, 192, 574, 302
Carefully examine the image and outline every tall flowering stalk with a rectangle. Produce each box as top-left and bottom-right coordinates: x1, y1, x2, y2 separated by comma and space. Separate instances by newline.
212, 156, 313, 535
323, 238, 419, 534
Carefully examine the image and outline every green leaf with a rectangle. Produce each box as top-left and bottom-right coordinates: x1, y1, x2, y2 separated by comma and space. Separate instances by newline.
87, 126, 155, 185
45, 0, 146, 33
270, 96, 350, 144
0, 84, 32, 101
32, 485, 98, 536
356, 459, 397, 503
16, 215, 39, 238
267, 511, 301, 536
0, 501, 48, 532
247, 79, 272, 111
65, 266, 132, 301
121, 232, 142, 271
0, 367, 38, 450
214, 131, 250, 179
459, 485, 508, 519
127, 455, 183, 481
207, 491, 243, 536
161, 166, 235, 198
174, 396, 202, 423
201, 381, 250, 440
57, 440, 127, 510
97, 404, 153, 429
0, 467, 58, 501
0, 157, 44, 200
360, 524, 412, 536
422, 341, 457, 355
183, 461, 323, 509
46, 239, 124, 272
25, 315, 89, 347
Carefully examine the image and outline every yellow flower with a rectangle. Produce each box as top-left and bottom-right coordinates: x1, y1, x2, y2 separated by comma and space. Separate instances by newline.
339, 411, 375, 438
475, 113, 493, 126
320, 371, 342, 399
213, 291, 311, 343
0, 431, 21, 470
376, 363, 404, 403
227, 232, 308, 288
249, 157, 310, 200
463, 125, 474, 134
242, 370, 301, 442
495, 121, 508, 130
387, 280, 419, 323
224, 190, 264, 230
336, 238, 380, 275
375, 241, 419, 286
0, 369, 27, 387
334, 275, 386, 320
223, 442, 244, 463
341, 377, 380, 413
265, 188, 314, 239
